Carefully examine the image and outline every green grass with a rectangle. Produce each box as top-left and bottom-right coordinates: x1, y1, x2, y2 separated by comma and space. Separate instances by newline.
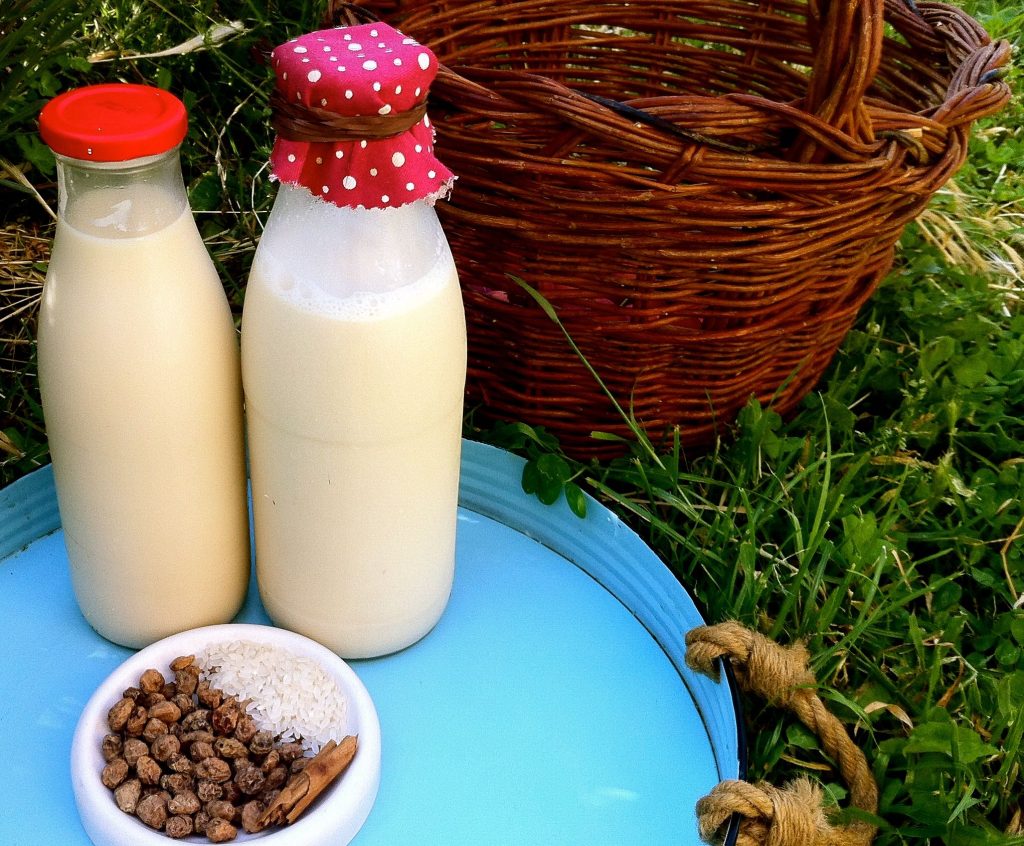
1, 2, 1022, 844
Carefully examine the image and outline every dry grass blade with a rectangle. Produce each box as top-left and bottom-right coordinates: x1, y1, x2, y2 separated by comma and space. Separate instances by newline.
0, 224, 48, 355
915, 179, 1024, 308
0, 159, 56, 222
87, 20, 246, 63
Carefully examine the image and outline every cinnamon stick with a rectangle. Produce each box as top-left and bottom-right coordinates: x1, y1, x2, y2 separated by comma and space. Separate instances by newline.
256, 735, 359, 829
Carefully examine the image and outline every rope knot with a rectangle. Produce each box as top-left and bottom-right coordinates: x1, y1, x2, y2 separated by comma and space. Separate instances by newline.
697, 779, 833, 846
685, 622, 879, 846
685, 620, 816, 708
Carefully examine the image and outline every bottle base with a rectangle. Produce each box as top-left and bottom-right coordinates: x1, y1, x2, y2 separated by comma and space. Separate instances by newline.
261, 586, 453, 660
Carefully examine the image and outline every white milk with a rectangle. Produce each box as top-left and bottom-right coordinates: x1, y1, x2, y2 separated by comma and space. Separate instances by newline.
38, 183, 250, 648
241, 185, 467, 658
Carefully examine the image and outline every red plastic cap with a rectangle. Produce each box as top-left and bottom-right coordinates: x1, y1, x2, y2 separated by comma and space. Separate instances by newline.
39, 83, 188, 162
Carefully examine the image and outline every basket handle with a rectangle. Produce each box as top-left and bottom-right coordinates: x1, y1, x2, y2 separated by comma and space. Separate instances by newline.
328, 0, 885, 151
686, 622, 880, 846
791, 0, 886, 162
332, 0, 1010, 169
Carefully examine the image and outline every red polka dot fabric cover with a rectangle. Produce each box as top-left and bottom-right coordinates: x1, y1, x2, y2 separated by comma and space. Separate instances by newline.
270, 22, 454, 210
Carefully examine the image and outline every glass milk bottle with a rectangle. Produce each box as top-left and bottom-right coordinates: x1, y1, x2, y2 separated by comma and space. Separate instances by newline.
242, 22, 467, 658
37, 84, 250, 648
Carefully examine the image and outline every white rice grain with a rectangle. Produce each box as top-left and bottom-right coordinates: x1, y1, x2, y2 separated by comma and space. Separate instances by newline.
196, 640, 347, 755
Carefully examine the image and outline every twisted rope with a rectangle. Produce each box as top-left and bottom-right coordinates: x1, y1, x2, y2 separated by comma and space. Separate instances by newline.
686, 622, 879, 846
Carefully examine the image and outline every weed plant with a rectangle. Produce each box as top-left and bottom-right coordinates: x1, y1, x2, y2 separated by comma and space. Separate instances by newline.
0, 2, 1021, 843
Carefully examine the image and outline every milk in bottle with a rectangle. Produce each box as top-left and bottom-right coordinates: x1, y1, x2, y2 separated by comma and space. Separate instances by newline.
242, 23, 466, 658
38, 84, 250, 648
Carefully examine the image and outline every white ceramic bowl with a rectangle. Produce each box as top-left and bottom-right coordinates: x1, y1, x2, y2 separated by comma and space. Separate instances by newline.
71, 623, 381, 846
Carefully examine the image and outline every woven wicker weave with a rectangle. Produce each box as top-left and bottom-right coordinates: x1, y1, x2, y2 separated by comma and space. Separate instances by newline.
345, 0, 1011, 457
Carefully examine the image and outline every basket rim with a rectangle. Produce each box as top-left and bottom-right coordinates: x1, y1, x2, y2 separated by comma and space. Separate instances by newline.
373, 0, 1011, 180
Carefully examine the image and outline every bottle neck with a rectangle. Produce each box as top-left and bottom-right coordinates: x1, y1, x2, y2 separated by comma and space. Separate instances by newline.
258, 181, 452, 296
56, 147, 188, 238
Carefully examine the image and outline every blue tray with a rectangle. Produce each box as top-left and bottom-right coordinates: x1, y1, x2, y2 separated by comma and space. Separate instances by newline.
0, 440, 743, 844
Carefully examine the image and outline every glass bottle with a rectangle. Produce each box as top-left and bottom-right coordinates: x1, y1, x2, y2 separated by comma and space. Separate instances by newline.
38, 84, 250, 648
242, 23, 467, 658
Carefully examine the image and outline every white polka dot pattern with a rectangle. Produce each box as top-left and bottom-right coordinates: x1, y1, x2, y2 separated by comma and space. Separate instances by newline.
269, 22, 453, 210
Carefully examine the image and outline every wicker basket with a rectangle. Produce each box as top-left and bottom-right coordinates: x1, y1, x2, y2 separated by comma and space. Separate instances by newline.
346, 0, 1010, 458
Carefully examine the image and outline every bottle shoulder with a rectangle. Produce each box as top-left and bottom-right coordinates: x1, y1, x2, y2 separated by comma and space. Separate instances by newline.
261, 182, 445, 236
56, 148, 190, 236
252, 182, 455, 295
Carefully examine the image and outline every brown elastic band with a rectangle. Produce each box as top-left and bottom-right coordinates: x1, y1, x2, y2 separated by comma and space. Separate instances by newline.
270, 89, 428, 143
